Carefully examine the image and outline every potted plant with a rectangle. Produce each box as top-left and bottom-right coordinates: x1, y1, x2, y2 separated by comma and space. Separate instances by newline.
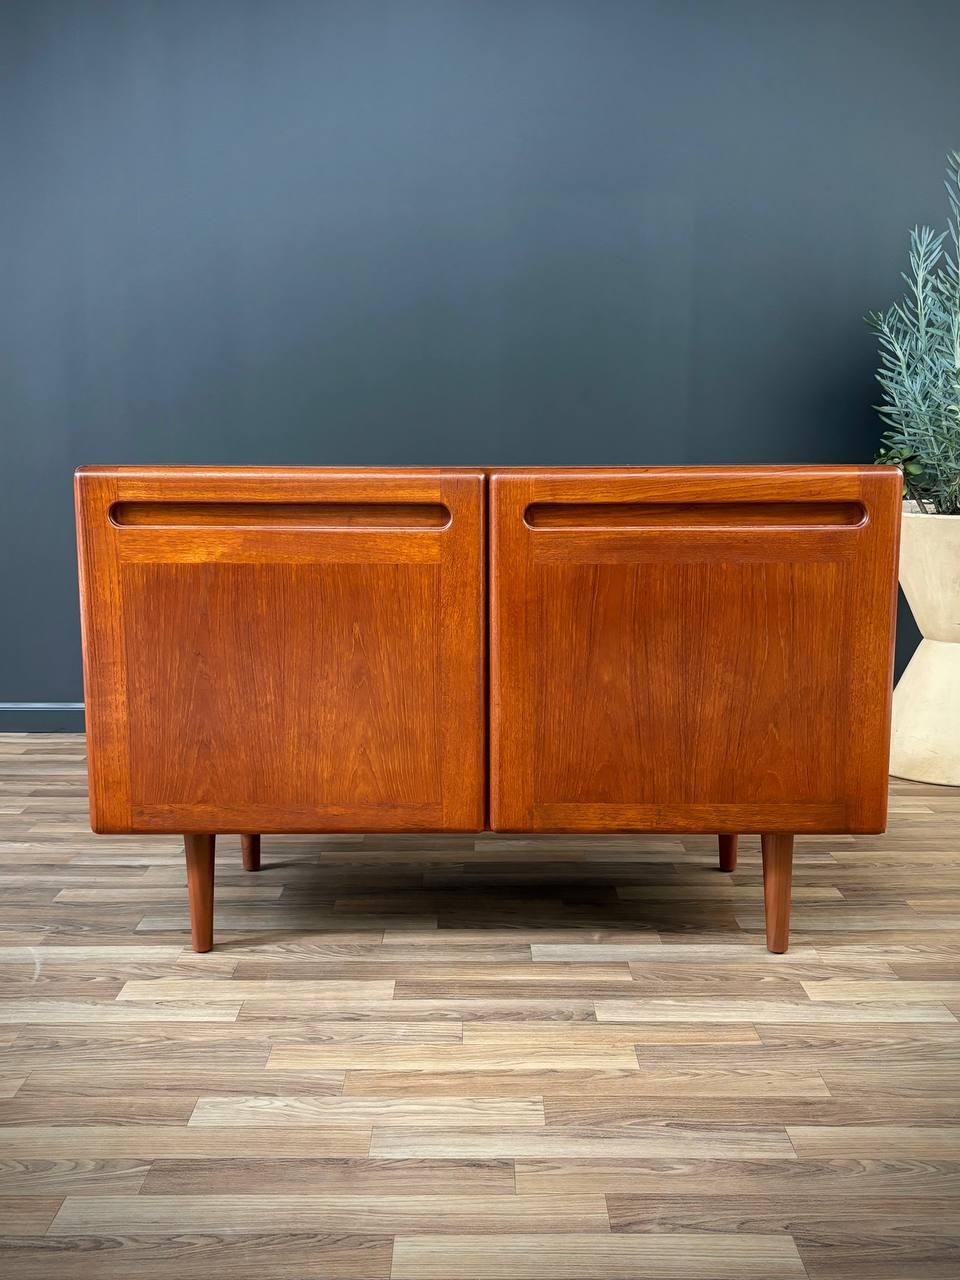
868, 152, 960, 785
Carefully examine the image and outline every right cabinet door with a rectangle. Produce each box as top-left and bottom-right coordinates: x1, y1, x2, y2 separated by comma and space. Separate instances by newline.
489, 467, 901, 833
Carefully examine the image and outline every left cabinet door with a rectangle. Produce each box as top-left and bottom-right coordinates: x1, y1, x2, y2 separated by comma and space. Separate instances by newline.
76, 467, 486, 833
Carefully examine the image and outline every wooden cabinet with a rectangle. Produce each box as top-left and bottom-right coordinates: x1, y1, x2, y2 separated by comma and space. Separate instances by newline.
76, 465, 901, 953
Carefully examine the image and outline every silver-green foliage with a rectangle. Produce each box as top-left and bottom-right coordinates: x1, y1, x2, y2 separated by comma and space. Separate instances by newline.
867, 152, 960, 513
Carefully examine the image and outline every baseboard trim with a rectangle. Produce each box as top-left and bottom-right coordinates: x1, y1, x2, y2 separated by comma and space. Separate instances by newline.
0, 703, 85, 710
0, 703, 86, 732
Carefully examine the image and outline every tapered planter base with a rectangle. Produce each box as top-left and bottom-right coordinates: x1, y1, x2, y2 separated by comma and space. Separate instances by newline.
890, 639, 960, 785
890, 505, 960, 787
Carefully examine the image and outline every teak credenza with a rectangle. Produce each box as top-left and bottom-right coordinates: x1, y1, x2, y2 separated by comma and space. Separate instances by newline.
75, 465, 902, 953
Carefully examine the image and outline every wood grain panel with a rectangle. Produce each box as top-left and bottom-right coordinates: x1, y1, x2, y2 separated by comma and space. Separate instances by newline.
75, 467, 485, 833
490, 466, 901, 832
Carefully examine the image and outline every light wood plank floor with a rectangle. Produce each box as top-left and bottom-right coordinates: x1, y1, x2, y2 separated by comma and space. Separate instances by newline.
1, 732, 958, 1278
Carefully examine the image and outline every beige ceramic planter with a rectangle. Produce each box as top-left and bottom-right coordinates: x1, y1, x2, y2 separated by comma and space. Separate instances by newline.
889, 502, 960, 785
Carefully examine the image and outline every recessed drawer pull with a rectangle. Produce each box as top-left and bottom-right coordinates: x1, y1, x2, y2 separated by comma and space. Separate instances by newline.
110, 501, 451, 530
523, 500, 867, 530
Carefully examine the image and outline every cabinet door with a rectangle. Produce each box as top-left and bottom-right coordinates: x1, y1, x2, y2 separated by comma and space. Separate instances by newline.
76, 467, 485, 833
490, 467, 901, 833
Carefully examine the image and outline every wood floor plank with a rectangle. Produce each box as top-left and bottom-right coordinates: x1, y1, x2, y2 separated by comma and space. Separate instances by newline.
189, 1095, 545, 1128
604, 1192, 960, 1232
737, 908, 960, 931
0, 1094, 199, 1125
513, 1156, 960, 1196
459, 1021, 760, 1047
390, 1232, 806, 1278
116, 979, 396, 1002
0, 1233, 394, 1279
803, 979, 960, 1003
0, 946, 184, 960
4, 954, 238, 980
542, 1095, 960, 1124
538, 1066, 830, 1098
531, 943, 820, 961
0, 1126, 372, 1157
616, 883, 842, 901
239, 997, 600, 1021
798, 1241, 960, 1280
787, 1125, 960, 1158
229, 962, 637, 982
48, 1192, 607, 1234
56, 886, 284, 902
5, 1020, 463, 1059
17, 1068, 346, 1098
136, 911, 438, 932
891, 962, 960, 979
0, 1000, 242, 1023
0, 1197, 63, 1234
342, 1070, 645, 1097
368, 1125, 797, 1159
0, 977, 127, 998
232, 946, 536, 967
595, 998, 957, 1023
0, 1158, 149, 1195
756, 1023, 960, 1049
821, 1065, 960, 1097
267, 1044, 642, 1070
141, 1156, 516, 1196
606, 1193, 960, 1275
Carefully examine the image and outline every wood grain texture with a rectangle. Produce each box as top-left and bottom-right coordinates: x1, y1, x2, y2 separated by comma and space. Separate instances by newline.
188, 1096, 545, 1128
489, 466, 901, 834
762, 832, 794, 953
594, 998, 956, 1023
240, 835, 260, 873
718, 833, 738, 872
1, 735, 957, 1280
139, 1156, 516, 1196
48, 1192, 607, 1233
1, 1237, 394, 1279
75, 467, 486, 834
0, 1197, 63, 1233
367, 1126, 799, 1160
390, 1233, 807, 1279
184, 834, 214, 953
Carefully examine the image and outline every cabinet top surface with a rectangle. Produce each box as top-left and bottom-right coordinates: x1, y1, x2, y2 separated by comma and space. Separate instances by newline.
76, 464, 901, 479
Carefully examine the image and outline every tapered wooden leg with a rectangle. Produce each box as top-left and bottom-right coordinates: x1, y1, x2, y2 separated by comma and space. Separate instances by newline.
761, 832, 793, 954
718, 834, 738, 872
241, 834, 261, 872
184, 834, 215, 953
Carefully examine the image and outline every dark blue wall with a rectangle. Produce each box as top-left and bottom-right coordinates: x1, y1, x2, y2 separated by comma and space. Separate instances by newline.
3, 0, 950, 728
